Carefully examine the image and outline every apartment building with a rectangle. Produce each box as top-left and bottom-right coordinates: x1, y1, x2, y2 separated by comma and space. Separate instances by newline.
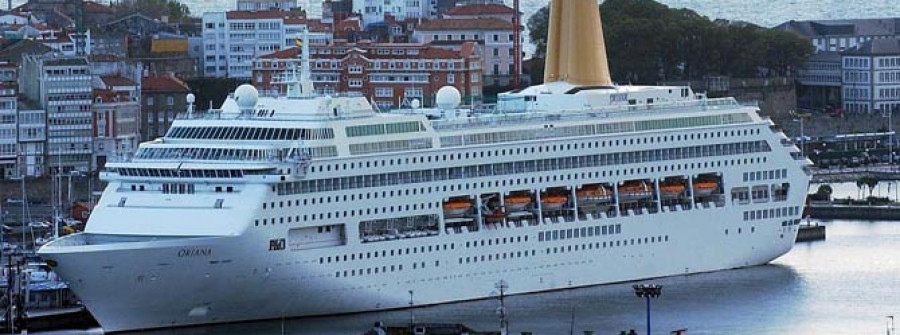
20, 55, 93, 174
412, 3, 519, 87
202, 10, 332, 79
140, 74, 190, 141
352, 0, 437, 26
237, 0, 298, 11
251, 41, 482, 109
92, 75, 140, 168
842, 38, 900, 114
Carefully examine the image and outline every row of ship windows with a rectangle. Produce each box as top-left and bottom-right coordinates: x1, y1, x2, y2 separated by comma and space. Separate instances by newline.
743, 206, 801, 221
258, 156, 768, 225
166, 126, 335, 141
543, 235, 670, 256
457, 249, 540, 266
465, 235, 529, 248
538, 224, 623, 242
279, 141, 772, 195
744, 169, 788, 182
334, 262, 437, 278
306, 128, 763, 174
441, 114, 755, 147
319, 243, 456, 264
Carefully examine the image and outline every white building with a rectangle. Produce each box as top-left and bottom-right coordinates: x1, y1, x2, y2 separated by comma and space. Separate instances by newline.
21, 55, 94, 174
776, 18, 900, 53
202, 11, 332, 79
17, 103, 47, 178
0, 79, 14, 179
413, 5, 517, 87
842, 38, 900, 114
352, 0, 437, 26
841, 38, 900, 113
237, 0, 297, 11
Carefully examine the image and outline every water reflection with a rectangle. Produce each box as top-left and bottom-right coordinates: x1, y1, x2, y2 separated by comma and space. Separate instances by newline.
124, 265, 801, 335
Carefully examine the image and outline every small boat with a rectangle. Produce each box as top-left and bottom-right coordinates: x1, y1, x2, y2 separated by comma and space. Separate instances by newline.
576, 185, 613, 205
693, 179, 719, 197
484, 209, 507, 222
659, 181, 686, 199
504, 194, 532, 212
540, 194, 568, 211
618, 181, 653, 202
443, 200, 472, 217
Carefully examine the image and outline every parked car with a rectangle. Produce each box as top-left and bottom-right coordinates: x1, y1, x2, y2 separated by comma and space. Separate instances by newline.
28, 221, 50, 229
1, 242, 17, 252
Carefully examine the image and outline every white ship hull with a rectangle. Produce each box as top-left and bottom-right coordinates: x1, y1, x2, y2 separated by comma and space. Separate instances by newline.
41, 196, 804, 332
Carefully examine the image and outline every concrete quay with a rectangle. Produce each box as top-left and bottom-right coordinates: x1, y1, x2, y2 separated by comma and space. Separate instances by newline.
808, 203, 900, 220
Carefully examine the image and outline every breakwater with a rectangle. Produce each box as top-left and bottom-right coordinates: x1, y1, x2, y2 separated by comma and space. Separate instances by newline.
808, 204, 900, 220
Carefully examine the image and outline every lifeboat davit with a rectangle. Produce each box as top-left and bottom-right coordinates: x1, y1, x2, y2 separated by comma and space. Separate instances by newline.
693, 179, 719, 197
443, 200, 472, 217
540, 194, 568, 211
576, 185, 613, 205
659, 181, 686, 199
618, 181, 653, 202
504, 194, 532, 212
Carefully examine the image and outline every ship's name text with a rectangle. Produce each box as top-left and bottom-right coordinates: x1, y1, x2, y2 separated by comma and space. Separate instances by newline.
177, 248, 212, 257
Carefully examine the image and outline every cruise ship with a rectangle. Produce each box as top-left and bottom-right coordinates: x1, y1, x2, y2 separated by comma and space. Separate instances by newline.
39, 0, 811, 332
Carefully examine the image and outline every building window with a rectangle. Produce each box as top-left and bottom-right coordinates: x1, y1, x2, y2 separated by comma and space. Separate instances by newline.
167, 96, 174, 106
349, 79, 363, 87
375, 87, 393, 97
447, 73, 455, 84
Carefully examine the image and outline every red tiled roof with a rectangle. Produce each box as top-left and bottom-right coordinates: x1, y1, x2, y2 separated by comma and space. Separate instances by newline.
335, 17, 362, 32
259, 44, 466, 61
284, 17, 331, 31
92, 89, 132, 102
444, 4, 516, 16
101, 75, 136, 87
226, 10, 305, 20
141, 75, 189, 93
84, 1, 115, 14
415, 18, 513, 31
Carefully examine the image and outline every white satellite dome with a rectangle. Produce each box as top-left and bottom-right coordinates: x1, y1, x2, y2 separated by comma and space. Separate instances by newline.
411, 98, 421, 109
234, 84, 259, 109
435, 86, 461, 109
221, 97, 239, 113
186, 93, 195, 104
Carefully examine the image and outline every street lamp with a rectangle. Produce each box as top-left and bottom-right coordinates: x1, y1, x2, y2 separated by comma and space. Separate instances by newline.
633, 284, 662, 335
408, 290, 415, 325
494, 279, 509, 335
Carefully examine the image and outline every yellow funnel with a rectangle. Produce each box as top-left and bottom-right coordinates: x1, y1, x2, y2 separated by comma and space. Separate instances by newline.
543, 0, 613, 87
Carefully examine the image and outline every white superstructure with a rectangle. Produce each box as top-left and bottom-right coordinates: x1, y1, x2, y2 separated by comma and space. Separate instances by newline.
40, 3, 811, 332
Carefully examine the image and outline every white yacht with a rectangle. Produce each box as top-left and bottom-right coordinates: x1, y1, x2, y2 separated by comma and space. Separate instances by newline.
38, 0, 811, 332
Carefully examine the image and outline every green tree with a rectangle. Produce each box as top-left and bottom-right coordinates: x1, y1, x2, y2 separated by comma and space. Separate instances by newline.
112, 0, 192, 22
527, 5, 550, 59
526, 0, 813, 84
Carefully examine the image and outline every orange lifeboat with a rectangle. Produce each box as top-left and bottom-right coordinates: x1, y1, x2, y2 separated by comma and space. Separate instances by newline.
484, 208, 507, 222
618, 181, 653, 202
659, 181, 686, 199
540, 194, 568, 211
504, 194, 532, 212
693, 179, 719, 197
443, 199, 472, 217
576, 185, 613, 205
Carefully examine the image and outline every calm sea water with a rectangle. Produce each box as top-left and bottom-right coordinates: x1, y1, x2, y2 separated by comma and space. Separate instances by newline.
22, 0, 892, 27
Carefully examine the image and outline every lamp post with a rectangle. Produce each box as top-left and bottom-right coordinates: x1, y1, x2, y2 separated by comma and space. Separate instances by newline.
633, 284, 662, 335
408, 290, 414, 325
495, 279, 509, 335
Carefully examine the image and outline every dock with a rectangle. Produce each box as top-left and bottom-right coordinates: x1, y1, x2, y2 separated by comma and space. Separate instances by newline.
796, 223, 826, 242
808, 204, 900, 220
